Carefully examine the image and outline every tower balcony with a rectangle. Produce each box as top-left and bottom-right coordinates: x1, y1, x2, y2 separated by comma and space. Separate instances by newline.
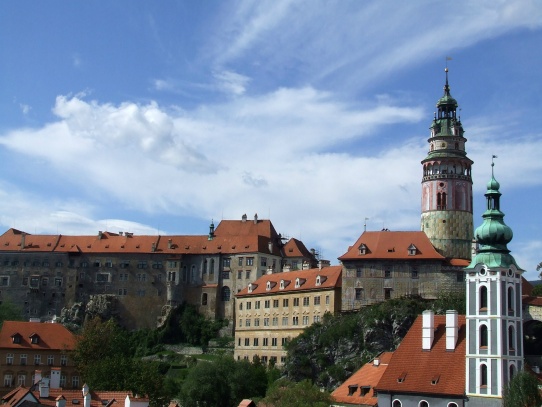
422, 174, 471, 182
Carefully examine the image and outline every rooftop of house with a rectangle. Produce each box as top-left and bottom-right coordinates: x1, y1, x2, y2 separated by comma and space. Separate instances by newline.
331, 352, 393, 406
339, 231, 447, 262
236, 265, 342, 297
375, 314, 466, 397
0, 321, 76, 351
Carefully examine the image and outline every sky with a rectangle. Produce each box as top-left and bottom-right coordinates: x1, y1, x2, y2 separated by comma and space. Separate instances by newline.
1, 1, 542, 280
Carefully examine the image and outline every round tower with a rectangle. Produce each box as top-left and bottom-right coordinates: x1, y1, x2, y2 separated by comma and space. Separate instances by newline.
421, 68, 473, 260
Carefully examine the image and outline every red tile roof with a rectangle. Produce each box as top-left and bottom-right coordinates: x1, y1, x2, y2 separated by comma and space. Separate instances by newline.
339, 231, 445, 261
236, 265, 342, 297
282, 238, 313, 259
214, 218, 279, 239
332, 352, 393, 406
375, 314, 466, 397
523, 295, 542, 306
0, 321, 76, 351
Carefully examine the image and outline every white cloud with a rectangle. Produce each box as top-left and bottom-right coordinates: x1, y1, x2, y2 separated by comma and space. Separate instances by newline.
213, 70, 250, 96
19, 104, 31, 115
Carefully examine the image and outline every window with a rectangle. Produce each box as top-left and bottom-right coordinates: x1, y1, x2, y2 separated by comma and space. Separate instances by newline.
348, 385, 358, 396
508, 286, 514, 313
355, 288, 363, 300
282, 337, 288, 346
34, 355, 41, 365
152, 261, 163, 269
292, 316, 299, 326
6, 353, 13, 365
137, 261, 148, 269
302, 316, 309, 325
283, 299, 289, 307
392, 401, 402, 407
385, 288, 392, 299
264, 300, 270, 308
245, 270, 251, 279
222, 271, 230, 280
271, 338, 277, 346
508, 325, 515, 350
246, 301, 252, 310
238, 257, 243, 266
255, 301, 261, 309
303, 297, 309, 306
326, 295, 330, 305
314, 315, 321, 323
22, 277, 28, 286
120, 260, 130, 268
245, 319, 251, 327
118, 288, 127, 296
253, 338, 258, 346
314, 296, 320, 305
202, 293, 208, 306
42, 277, 49, 286
480, 364, 488, 387
260, 257, 267, 267
20, 354, 27, 366
223, 258, 230, 268
254, 318, 260, 327
246, 257, 254, 266
237, 270, 243, 279
480, 324, 488, 348
419, 402, 429, 407
356, 267, 363, 277
60, 375, 66, 387
282, 317, 288, 326
60, 355, 67, 366
119, 273, 129, 281
72, 376, 80, 389
239, 319, 243, 327
54, 277, 62, 287
263, 338, 269, 346
273, 299, 279, 308
30, 335, 39, 344
264, 318, 269, 326
293, 298, 300, 306
105, 260, 113, 268
221, 286, 231, 301
4, 374, 13, 387
272, 317, 278, 326
480, 286, 488, 309
137, 289, 146, 297
96, 273, 110, 283
384, 268, 391, 278
0, 276, 9, 286
17, 374, 26, 387
244, 338, 250, 346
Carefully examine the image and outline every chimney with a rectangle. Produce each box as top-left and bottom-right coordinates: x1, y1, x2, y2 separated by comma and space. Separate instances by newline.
39, 377, 50, 398
268, 241, 273, 253
446, 310, 459, 350
242, 214, 247, 222
373, 357, 380, 366
21, 233, 26, 249
83, 384, 91, 407
422, 310, 435, 350
254, 213, 258, 224
168, 239, 173, 249
56, 396, 66, 407
34, 370, 42, 384
151, 242, 156, 252
50, 367, 61, 389
98, 231, 103, 239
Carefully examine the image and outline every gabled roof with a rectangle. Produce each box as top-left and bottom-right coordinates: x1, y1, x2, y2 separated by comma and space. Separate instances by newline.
332, 352, 393, 406
0, 321, 76, 350
213, 218, 279, 240
282, 238, 314, 259
339, 231, 445, 261
375, 314, 466, 397
236, 265, 342, 297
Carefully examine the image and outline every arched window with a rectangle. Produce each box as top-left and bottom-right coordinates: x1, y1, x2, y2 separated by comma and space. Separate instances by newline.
508, 325, 515, 350
480, 364, 488, 387
480, 324, 488, 348
191, 265, 196, 282
419, 401, 429, 407
203, 260, 208, 275
507, 287, 514, 314
442, 192, 447, 209
448, 403, 459, 407
480, 286, 488, 310
392, 400, 402, 407
509, 363, 516, 380
209, 259, 215, 274
201, 293, 208, 306
221, 286, 231, 302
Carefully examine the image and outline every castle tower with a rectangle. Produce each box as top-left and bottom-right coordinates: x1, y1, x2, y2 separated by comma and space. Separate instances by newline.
465, 159, 523, 404
421, 68, 473, 260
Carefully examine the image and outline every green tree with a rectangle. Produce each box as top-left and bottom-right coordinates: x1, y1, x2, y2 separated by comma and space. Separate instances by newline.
262, 379, 331, 407
503, 370, 542, 407
0, 300, 24, 328
531, 284, 542, 297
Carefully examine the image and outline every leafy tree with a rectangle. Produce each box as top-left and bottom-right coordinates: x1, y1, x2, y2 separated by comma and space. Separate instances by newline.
503, 370, 542, 407
531, 284, 542, 297
431, 290, 466, 314
0, 300, 24, 328
262, 379, 331, 407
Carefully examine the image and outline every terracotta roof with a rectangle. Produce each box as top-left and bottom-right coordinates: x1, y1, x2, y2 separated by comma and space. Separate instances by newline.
449, 258, 469, 267
522, 277, 534, 296
213, 218, 279, 239
375, 314, 466, 397
282, 238, 314, 259
236, 265, 342, 297
339, 231, 446, 261
0, 321, 76, 351
332, 352, 393, 406
523, 295, 542, 306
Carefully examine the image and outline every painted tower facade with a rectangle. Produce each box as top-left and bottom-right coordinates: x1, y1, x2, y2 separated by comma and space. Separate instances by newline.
421, 68, 473, 260
465, 163, 523, 405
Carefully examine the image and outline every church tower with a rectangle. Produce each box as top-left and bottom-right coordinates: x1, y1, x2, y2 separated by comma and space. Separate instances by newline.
421, 68, 473, 260
464, 160, 523, 404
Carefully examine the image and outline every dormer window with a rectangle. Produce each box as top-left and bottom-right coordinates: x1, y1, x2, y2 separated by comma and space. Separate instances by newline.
347, 385, 358, 396
397, 372, 407, 383
11, 333, 22, 344
295, 278, 306, 288
358, 244, 368, 255
266, 281, 277, 291
280, 280, 291, 290
248, 283, 257, 293
29, 334, 40, 344
408, 244, 417, 256
315, 275, 327, 286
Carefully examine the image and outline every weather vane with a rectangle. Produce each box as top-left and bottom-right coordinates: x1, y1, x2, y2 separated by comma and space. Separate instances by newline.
491, 155, 498, 176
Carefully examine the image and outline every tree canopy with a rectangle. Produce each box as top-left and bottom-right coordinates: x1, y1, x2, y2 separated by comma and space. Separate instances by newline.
503, 370, 542, 407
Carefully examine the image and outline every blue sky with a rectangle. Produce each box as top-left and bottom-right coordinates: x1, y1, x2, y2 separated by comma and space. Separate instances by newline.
1, 1, 542, 280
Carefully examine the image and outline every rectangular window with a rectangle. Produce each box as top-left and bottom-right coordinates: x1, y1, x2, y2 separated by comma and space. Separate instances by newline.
54, 278, 63, 287
72, 376, 79, 389
292, 316, 299, 326
120, 260, 130, 268
47, 355, 54, 366
302, 316, 309, 325
411, 267, 418, 279
273, 299, 279, 308
137, 289, 146, 297
303, 297, 309, 306
255, 301, 260, 309
283, 298, 289, 307
137, 261, 148, 269
239, 302, 243, 311
253, 338, 259, 346
356, 267, 363, 277
384, 268, 392, 278
246, 257, 254, 266
239, 319, 243, 327
152, 261, 163, 269
254, 318, 260, 327
20, 354, 27, 366
246, 301, 251, 310
293, 298, 300, 306
223, 258, 231, 268
94, 260, 101, 268
6, 353, 13, 365
34, 355, 41, 365
60, 355, 67, 366
263, 318, 269, 326
263, 338, 268, 346
17, 374, 26, 387
281, 338, 288, 346
314, 315, 321, 323
244, 338, 250, 346
237, 270, 243, 279
22, 277, 28, 286
314, 296, 321, 305
245, 270, 251, 279
4, 374, 12, 387
60, 375, 66, 388
326, 295, 330, 305
222, 271, 230, 280
355, 288, 363, 300
264, 300, 270, 308
118, 288, 127, 296
245, 319, 251, 327
384, 288, 392, 300
0, 276, 10, 286
96, 273, 109, 283
272, 317, 278, 326
238, 257, 243, 266
260, 257, 267, 267
271, 338, 277, 347
282, 317, 288, 326
105, 260, 113, 268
